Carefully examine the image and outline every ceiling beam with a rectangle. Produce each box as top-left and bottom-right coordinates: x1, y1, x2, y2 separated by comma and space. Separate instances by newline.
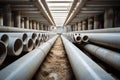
47, 1, 73, 3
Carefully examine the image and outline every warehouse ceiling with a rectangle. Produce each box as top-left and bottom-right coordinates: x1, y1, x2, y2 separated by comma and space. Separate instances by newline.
46, 0, 73, 26
64, 0, 120, 25
0, 0, 55, 26
1, 0, 120, 27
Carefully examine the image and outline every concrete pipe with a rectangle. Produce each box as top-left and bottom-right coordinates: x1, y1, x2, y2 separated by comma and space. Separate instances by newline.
34, 38, 40, 48
37, 36, 42, 46
83, 44, 120, 71
44, 33, 48, 41
7, 37, 23, 56
81, 35, 89, 43
73, 33, 81, 44
61, 35, 115, 80
0, 41, 7, 65
4, 33, 28, 44
0, 35, 58, 80
0, 34, 9, 46
27, 33, 37, 41
81, 33, 120, 49
73, 27, 120, 33
36, 33, 40, 39
23, 38, 33, 52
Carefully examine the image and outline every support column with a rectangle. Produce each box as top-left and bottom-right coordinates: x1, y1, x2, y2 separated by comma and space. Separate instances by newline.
88, 17, 93, 30
3, 4, 12, 26
114, 8, 120, 27
78, 22, 82, 31
32, 20, 36, 29
41, 24, 44, 30
73, 24, 75, 31
24, 17, 29, 29
39, 22, 41, 30
94, 15, 99, 29
104, 8, 114, 28
21, 18, 24, 28
46, 25, 48, 31
75, 23, 78, 31
14, 11, 21, 28
71, 25, 73, 31
36, 22, 39, 30
0, 12, 3, 26
82, 20, 87, 30
29, 20, 32, 29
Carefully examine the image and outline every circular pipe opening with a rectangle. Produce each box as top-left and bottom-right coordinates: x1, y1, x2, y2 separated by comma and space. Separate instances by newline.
35, 39, 39, 47
76, 36, 81, 41
22, 33, 28, 43
83, 35, 89, 42
1, 34, 9, 46
28, 39, 33, 51
14, 39, 23, 56
32, 33, 37, 40
38, 33, 40, 38
0, 41, 7, 65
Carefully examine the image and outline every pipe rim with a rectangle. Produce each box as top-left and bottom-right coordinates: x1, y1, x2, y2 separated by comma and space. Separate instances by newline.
22, 33, 28, 44
27, 39, 33, 51
1, 34, 9, 46
35, 39, 39, 48
0, 41, 7, 65
32, 33, 37, 40
14, 39, 23, 56
83, 35, 89, 42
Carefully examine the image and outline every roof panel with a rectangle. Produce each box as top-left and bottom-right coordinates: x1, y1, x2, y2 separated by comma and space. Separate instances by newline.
46, 0, 73, 26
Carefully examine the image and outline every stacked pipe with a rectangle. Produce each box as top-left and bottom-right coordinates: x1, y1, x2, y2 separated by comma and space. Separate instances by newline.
0, 32, 56, 66
0, 35, 58, 80
62, 27, 120, 72
61, 35, 115, 80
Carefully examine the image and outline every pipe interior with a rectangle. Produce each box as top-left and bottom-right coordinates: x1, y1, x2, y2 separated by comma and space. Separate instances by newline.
35, 39, 39, 46
32, 33, 37, 40
14, 39, 23, 56
22, 33, 28, 43
1, 34, 9, 45
0, 41, 7, 65
76, 36, 81, 41
28, 39, 33, 50
83, 35, 89, 42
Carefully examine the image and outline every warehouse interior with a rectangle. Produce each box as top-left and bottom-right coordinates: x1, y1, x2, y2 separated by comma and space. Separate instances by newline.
0, 0, 120, 80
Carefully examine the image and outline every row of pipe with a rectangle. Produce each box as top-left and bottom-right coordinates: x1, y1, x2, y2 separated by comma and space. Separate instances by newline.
61, 35, 115, 80
0, 35, 58, 80
62, 28, 120, 71
0, 26, 50, 32
0, 32, 56, 66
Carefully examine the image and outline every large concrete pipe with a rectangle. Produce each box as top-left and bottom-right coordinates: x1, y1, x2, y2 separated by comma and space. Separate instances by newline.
23, 38, 33, 52
81, 35, 89, 43
34, 38, 40, 48
61, 35, 115, 80
0, 35, 58, 80
83, 44, 120, 71
7, 37, 23, 56
0, 41, 7, 65
0, 34, 9, 46
74, 27, 120, 33
81, 33, 120, 49
73, 33, 81, 44
27, 33, 37, 41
